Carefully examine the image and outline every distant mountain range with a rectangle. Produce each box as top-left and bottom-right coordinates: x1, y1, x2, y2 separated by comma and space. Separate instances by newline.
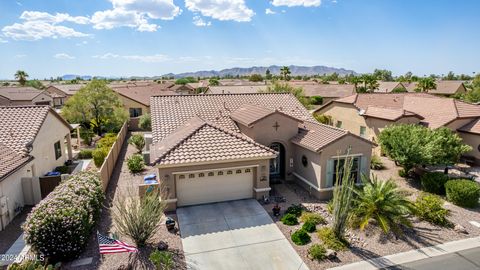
60, 65, 356, 81
163, 65, 357, 78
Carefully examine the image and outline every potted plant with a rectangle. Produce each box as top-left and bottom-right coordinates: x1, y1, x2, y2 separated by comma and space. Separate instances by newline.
165, 217, 176, 231
272, 204, 281, 216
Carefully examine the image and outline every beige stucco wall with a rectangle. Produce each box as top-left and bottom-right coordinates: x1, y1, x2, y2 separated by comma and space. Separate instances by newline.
157, 159, 271, 210
118, 95, 149, 118
32, 92, 53, 105
0, 162, 32, 230
458, 132, 480, 162
30, 112, 71, 176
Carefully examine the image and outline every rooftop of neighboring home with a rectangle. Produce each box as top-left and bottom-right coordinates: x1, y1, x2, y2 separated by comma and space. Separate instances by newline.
375, 81, 405, 93
149, 93, 371, 165
207, 85, 268, 94
330, 93, 480, 128
111, 83, 176, 106
169, 84, 196, 92
404, 80, 466, 94
458, 118, 480, 135
297, 83, 356, 98
0, 87, 50, 101
47, 84, 86, 96
219, 79, 268, 86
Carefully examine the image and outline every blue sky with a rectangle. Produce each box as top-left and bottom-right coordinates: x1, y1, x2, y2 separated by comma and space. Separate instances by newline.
0, 0, 479, 79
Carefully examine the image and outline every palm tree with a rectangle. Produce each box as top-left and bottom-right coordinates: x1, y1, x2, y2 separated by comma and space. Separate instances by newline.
352, 175, 414, 235
361, 74, 379, 92
416, 77, 436, 92
15, 70, 29, 86
280, 66, 291, 81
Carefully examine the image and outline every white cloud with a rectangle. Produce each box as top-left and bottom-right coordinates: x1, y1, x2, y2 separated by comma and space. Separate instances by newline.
265, 8, 276, 15
93, 53, 170, 62
20, 11, 90, 24
110, 0, 181, 20
185, 0, 254, 22
15, 54, 26, 58
271, 0, 321, 7
54, 53, 75, 59
192, 16, 211, 27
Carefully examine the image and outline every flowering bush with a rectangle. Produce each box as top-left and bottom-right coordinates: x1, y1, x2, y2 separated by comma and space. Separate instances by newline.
23, 171, 104, 262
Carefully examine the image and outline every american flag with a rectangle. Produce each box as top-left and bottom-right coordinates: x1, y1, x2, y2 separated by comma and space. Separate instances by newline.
97, 232, 138, 254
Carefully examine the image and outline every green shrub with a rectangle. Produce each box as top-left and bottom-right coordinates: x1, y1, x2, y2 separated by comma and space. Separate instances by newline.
291, 229, 311, 245
128, 134, 145, 153
139, 113, 151, 130
149, 250, 173, 270
302, 220, 317, 233
308, 244, 327, 261
78, 149, 93, 159
414, 193, 452, 227
370, 155, 384, 170
326, 200, 333, 214
7, 261, 61, 270
310, 96, 323, 105
445, 180, 480, 208
300, 212, 326, 225
398, 169, 407, 178
92, 147, 109, 168
281, 213, 298, 225
285, 204, 303, 217
317, 227, 348, 251
421, 172, 449, 195
23, 171, 104, 261
97, 134, 117, 149
80, 129, 94, 146
127, 154, 145, 173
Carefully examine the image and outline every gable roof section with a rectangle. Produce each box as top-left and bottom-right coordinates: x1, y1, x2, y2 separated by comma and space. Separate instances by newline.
111, 84, 176, 106
0, 143, 32, 181
0, 105, 71, 153
47, 84, 85, 96
434, 81, 465, 95
458, 118, 480, 135
150, 93, 315, 143
207, 85, 268, 94
0, 87, 49, 101
230, 104, 303, 127
375, 82, 405, 93
299, 84, 356, 98
363, 106, 423, 121
150, 117, 276, 166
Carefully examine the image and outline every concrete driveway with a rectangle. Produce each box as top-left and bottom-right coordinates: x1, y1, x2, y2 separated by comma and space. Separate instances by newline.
177, 199, 309, 270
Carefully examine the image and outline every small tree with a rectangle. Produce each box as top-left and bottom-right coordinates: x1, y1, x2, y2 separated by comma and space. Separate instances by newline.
249, 74, 263, 82
280, 66, 291, 81
416, 77, 436, 92
208, 78, 220, 86
139, 113, 151, 130
264, 82, 310, 108
314, 114, 333, 125
128, 134, 145, 153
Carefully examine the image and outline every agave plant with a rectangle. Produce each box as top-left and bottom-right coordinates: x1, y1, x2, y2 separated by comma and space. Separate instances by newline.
352, 175, 414, 235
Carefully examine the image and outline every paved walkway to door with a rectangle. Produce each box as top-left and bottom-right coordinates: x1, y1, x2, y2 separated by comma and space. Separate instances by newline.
177, 199, 309, 270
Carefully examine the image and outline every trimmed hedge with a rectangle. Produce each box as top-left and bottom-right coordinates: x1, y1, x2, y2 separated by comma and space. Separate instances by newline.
285, 204, 303, 217
421, 172, 449, 195
281, 213, 298, 226
445, 180, 480, 208
92, 147, 108, 168
414, 192, 451, 227
300, 212, 326, 225
23, 171, 104, 261
291, 229, 311, 245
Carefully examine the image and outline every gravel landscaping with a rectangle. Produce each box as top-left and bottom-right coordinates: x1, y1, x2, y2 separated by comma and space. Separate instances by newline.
262, 157, 480, 270
64, 132, 186, 270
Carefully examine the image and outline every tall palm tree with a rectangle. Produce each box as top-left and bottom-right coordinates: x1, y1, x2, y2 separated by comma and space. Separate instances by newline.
280, 66, 291, 81
416, 77, 436, 92
15, 70, 29, 86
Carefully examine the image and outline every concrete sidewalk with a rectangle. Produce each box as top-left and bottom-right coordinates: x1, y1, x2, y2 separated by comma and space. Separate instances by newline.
329, 236, 480, 270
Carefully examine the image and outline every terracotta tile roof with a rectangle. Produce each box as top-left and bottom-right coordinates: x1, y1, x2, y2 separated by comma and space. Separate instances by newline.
458, 118, 480, 135
111, 84, 176, 106
150, 116, 276, 165
150, 93, 315, 143
296, 84, 356, 98
375, 82, 405, 93
362, 106, 422, 121
207, 85, 268, 94
0, 143, 32, 181
47, 84, 85, 96
230, 104, 303, 127
332, 93, 480, 128
0, 87, 48, 101
404, 81, 466, 95
219, 80, 267, 86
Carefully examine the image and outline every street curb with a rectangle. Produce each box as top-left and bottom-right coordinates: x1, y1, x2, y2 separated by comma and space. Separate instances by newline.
328, 236, 480, 270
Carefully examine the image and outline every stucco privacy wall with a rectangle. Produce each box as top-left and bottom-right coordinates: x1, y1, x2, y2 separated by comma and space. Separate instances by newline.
293, 134, 372, 200
156, 159, 271, 210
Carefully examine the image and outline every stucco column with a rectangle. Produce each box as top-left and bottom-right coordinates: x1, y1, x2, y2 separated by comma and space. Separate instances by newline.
66, 133, 73, 160
76, 126, 81, 147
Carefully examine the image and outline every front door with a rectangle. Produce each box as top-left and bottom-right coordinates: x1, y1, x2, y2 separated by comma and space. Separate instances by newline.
269, 142, 285, 182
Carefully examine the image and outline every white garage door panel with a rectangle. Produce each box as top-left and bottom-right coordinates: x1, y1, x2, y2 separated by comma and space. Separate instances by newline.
177, 169, 253, 207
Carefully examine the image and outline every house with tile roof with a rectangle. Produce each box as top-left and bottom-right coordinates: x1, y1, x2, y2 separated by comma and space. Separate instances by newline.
148, 93, 374, 210
404, 80, 467, 96
375, 82, 407, 93
44, 84, 86, 107
206, 85, 269, 94
0, 105, 73, 230
0, 87, 53, 107
315, 93, 480, 163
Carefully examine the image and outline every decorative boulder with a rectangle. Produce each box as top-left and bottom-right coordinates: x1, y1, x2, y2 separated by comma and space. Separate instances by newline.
157, 241, 169, 251
326, 249, 337, 259
454, 224, 469, 234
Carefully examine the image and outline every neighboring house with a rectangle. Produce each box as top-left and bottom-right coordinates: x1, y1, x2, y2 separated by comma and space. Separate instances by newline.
45, 84, 85, 106
219, 79, 267, 86
168, 84, 196, 95
315, 93, 480, 163
299, 84, 357, 105
186, 81, 209, 93
0, 87, 53, 106
0, 105, 73, 230
148, 93, 373, 210
206, 85, 268, 94
404, 81, 467, 96
375, 82, 406, 93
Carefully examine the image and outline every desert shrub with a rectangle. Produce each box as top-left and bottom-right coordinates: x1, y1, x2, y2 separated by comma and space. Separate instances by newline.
92, 147, 109, 168
96, 134, 117, 149
7, 261, 61, 270
317, 227, 348, 251
310, 96, 323, 105
285, 204, 303, 217
281, 213, 298, 225
78, 149, 93, 159
149, 250, 173, 270
302, 220, 317, 233
23, 171, 103, 261
414, 193, 452, 227
127, 154, 145, 173
398, 169, 407, 178
421, 172, 449, 195
291, 229, 311, 245
80, 129, 94, 146
308, 244, 327, 261
370, 155, 384, 170
139, 113, 151, 130
445, 180, 480, 208
113, 190, 166, 247
327, 200, 333, 214
300, 212, 326, 225
128, 134, 145, 153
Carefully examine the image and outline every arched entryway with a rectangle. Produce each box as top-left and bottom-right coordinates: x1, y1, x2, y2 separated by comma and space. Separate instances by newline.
269, 142, 285, 183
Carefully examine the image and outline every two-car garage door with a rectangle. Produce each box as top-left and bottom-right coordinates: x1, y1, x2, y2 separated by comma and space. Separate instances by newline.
176, 168, 254, 207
